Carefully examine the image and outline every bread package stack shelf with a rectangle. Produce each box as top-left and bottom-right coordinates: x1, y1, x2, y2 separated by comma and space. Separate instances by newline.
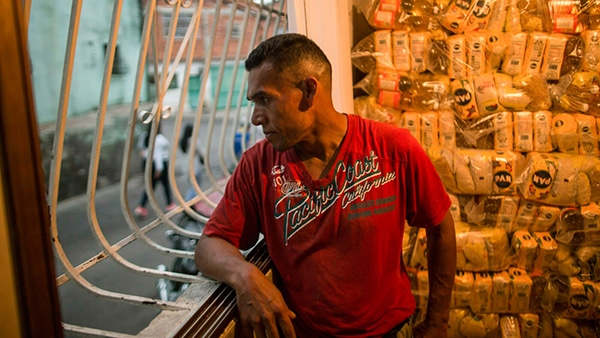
351, 0, 600, 336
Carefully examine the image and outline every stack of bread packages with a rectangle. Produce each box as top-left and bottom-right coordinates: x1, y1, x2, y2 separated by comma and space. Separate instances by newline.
354, 0, 600, 336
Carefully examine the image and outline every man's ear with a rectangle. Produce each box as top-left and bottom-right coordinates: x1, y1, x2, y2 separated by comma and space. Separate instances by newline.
299, 77, 317, 111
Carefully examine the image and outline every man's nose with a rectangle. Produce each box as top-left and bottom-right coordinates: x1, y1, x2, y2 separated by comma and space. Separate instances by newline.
251, 109, 265, 126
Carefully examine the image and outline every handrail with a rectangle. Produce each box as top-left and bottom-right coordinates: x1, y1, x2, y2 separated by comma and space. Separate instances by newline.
172, 239, 272, 338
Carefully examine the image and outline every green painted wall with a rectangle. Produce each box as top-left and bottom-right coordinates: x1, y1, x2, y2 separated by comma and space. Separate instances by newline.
28, 0, 147, 124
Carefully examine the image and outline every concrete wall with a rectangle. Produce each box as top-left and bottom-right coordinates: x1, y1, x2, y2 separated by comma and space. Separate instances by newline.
29, 0, 148, 201
28, 0, 147, 124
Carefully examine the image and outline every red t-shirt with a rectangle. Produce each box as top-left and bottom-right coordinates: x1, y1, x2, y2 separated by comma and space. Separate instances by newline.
204, 114, 451, 337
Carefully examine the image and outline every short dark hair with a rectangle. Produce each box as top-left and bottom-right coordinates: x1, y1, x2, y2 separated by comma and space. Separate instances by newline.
245, 33, 332, 83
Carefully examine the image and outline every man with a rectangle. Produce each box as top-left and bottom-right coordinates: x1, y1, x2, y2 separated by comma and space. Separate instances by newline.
195, 33, 456, 338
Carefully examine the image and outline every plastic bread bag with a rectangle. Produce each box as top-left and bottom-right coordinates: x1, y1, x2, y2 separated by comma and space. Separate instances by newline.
426, 39, 451, 75
573, 240, 600, 265
549, 0, 592, 34
501, 32, 529, 76
485, 31, 507, 72
460, 148, 494, 195
529, 204, 561, 232
532, 111, 554, 153
552, 71, 600, 115
548, 241, 582, 276
513, 111, 534, 153
456, 114, 496, 149
469, 272, 494, 313
409, 227, 428, 268
409, 31, 432, 73
561, 35, 585, 76
463, 0, 497, 33
512, 73, 553, 111
411, 72, 452, 110
426, 145, 459, 193
473, 73, 504, 116
518, 152, 595, 207
499, 315, 520, 338
504, 1, 522, 32
353, 95, 401, 125
455, 221, 472, 270
555, 206, 600, 247
447, 34, 469, 79
541, 33, 570, 81
451, 77, 480, 120
351, 31, 396, 74
513, 200, 539, 232
353, 69, 413, 96
518, 152, 559, 204
439, 0, 476, 34
494, 73, 533, 111
354, 0, 401, 30
351, 33, 377, 74
554, 318, 600, 337
551, 113, 579, 154
420, 111, 441, 149
462, 195, 520, 231
573, 113, 599, 156
402, 221, 419, 266
457, 224, 511, 272
549, 153, 593, 206
582, 30, 600, 73
460, 312, 499, 337
396, 1, 446, 40
522, 32, 549, 76
455, 150, 524, 197
542, 275, 600, 320
511, 230, 540, 272
452, 270, 474, 309
447, 309, 467, 337
464, 32, 487, 77
439, 110, 458, 147
517, 0, 553, 32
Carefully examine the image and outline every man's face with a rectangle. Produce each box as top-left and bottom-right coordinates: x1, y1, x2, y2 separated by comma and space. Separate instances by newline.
246, 62, 311, 151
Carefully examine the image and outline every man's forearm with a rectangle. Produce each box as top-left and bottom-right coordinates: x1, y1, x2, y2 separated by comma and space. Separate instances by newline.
424, 212, 456, 326
194, 234, 256, 290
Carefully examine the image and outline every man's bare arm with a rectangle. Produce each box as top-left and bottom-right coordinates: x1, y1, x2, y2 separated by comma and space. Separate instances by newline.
414, 211, 456, 338
195, 235, 296, 338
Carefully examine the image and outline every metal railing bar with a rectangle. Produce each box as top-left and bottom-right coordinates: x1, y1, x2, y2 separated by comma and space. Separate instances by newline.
62, 323, 137, 338
78, 0, 195, 292
55, 214, 206, 288
120, 0, 157, 232
128, 2, 209, 243
188, 0, 224, 194
230, 0, 267, 168
218, 0, 251, 174
48, 0, 82, 229
41, 0, 188, 316
113, 0, 200, 263
230, 0, 287, 167
168, 1, 214, 224
212, 2, 243, 177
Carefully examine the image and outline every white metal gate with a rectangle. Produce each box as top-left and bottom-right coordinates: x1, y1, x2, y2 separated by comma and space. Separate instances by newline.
28, 0, 287, 336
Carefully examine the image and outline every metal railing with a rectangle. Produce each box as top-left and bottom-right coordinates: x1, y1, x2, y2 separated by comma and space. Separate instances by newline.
34, 0, 287, 336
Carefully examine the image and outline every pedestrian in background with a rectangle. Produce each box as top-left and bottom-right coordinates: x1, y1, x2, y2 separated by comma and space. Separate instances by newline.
134, 123, 176, 217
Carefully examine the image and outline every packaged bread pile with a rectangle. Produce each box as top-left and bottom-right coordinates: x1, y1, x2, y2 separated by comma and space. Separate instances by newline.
353, 0, 600, 335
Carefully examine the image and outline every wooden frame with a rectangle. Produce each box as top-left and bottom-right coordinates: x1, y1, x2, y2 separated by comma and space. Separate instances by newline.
0, 0, 63, 336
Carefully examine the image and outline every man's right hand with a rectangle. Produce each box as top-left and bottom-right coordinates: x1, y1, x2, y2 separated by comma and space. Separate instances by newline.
234, 265, 296, 338
195, 235, 296, 338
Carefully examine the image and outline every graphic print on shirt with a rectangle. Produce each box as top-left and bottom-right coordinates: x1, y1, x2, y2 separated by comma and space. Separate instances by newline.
272, 151, 397, 244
